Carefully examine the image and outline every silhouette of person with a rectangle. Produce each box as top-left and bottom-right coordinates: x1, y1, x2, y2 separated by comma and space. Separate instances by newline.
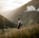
17, 18, 23, 29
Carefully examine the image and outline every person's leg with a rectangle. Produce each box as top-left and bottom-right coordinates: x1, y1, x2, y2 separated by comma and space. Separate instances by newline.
18, 25, 19, 29
18, 23, 21, 29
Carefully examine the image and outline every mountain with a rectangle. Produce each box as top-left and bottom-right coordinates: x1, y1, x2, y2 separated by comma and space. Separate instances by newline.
11, 0, 39, 26
0, 15, 16, 29
26, 0, 39, 9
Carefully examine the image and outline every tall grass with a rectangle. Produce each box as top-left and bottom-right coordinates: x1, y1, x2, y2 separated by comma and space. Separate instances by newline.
0, 24, 39, 38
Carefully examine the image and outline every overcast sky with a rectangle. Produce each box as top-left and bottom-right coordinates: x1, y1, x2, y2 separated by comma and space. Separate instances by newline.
0, 0, 31, 12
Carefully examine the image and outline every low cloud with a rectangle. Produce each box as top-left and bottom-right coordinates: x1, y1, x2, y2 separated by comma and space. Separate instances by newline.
26, 5, 36, 11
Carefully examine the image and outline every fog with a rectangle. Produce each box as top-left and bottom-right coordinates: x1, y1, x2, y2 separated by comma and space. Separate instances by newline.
26, 5, 36, 11
0, 0, 31, 21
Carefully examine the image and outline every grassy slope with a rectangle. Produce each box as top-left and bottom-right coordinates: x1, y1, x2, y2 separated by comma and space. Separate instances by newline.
0, 24, 39, 38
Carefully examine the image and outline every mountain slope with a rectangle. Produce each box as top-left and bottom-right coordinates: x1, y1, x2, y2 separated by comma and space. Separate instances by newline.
12, 0, 39, 26
8, 0, 39, 26
26, 0, 39, 9
0, 15, 16, 29
13, 11, 39, 26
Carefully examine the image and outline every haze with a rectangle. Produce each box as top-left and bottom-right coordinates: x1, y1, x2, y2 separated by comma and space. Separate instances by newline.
0, 0, 31, 20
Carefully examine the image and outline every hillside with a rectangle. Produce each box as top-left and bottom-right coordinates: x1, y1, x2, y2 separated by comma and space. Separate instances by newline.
0, 15, 16, 29
12, 11, 39, 26
11, 0, 39, 26
26, 0, 39, 9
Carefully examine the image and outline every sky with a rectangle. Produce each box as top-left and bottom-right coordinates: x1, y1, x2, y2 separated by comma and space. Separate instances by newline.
0, 0, 31, 12
0, 0, 31, 21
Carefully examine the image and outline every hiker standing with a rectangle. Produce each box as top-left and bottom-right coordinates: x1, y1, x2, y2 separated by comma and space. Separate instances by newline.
17, 18, 23, 29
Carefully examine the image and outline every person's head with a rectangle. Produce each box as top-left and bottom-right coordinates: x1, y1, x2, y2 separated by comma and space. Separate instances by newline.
18, 18, 20, 20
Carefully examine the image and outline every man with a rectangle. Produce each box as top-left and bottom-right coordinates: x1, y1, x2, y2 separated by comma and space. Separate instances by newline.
17, 18, 23, 29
